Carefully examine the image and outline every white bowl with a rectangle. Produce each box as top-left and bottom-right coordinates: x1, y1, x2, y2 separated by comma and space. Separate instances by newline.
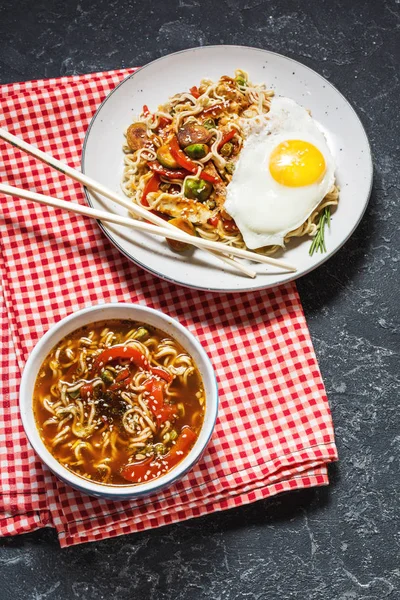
19, 303, 218, 499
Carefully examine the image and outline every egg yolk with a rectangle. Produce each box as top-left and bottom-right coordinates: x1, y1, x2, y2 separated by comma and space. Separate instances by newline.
269, 140, 326, 187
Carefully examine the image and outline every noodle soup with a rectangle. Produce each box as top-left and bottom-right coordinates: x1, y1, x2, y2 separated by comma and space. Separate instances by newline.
33, 320, 205, 486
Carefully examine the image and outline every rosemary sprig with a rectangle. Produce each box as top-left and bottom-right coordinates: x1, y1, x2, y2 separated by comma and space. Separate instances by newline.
309, 206, 331, 256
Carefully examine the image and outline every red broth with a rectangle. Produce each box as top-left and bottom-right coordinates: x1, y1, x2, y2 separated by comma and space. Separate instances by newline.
33, 320, 205, 485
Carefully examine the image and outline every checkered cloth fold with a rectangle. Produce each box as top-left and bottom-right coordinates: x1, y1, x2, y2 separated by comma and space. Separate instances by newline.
0, 68, 337, 547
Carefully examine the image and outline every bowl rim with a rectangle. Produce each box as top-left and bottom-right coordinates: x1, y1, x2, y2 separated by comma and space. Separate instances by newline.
19, 302, 218, 498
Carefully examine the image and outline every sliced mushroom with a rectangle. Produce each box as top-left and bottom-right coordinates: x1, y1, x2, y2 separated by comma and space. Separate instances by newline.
177, 122, 212, 148
126, 123, 148, 151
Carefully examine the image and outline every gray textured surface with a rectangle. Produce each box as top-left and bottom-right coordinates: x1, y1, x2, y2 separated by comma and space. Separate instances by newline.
0, 0, 399, 598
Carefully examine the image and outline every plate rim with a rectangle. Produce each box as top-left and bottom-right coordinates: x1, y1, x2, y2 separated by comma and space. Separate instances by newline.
81, 44, 373, 293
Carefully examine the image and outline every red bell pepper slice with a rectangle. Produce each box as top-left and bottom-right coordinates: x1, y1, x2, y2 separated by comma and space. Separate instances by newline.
142, 104, 150, 117
92, 345, 151, 373
80, 382, 94, 399
141, 173, 160, 206
92, 345, 173, 384
217, 129, 236, 151
201, 102, 224, 117
108, 367, 132, 392
120, 426, 197, 483
208, 215, 219, 228
189, 85, 200, 99
169, 137, 220, 184
109, 376, 132, 393
157, 116, 171, 129
151, 366, 173, 383
221, 215, 239, 233
115, 367, 130, 382
148, 161, 189, 180
144, 378, 176, 426
195, 170, 220, 185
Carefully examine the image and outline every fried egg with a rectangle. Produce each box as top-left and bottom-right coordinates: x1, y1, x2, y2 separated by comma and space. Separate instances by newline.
224, 97, 335, 249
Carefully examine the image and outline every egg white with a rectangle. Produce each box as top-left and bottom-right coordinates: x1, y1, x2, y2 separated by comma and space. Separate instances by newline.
224, 97, 335, 250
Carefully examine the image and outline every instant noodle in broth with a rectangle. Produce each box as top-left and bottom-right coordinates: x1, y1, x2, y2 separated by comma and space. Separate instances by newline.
33, 320, 205, 486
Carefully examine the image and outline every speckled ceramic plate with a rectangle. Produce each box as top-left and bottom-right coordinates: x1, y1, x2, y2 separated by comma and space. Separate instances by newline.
82, 45, 372, 292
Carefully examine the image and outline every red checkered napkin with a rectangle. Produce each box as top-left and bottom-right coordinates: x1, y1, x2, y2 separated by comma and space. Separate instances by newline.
0, 69, 338, 547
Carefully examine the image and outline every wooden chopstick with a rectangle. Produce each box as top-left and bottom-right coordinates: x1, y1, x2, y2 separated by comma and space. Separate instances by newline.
0, 184, 297, 272
0, 127, 296, 273
0, 127, 255, 278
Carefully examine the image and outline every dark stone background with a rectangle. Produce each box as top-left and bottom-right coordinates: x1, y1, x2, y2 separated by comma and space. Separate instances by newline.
0, 0, 399, 598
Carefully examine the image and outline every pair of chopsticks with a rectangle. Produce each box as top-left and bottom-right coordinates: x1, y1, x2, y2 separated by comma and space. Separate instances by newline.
0, 128, 296, 277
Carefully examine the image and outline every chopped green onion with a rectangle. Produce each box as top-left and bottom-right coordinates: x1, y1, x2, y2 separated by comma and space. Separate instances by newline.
169, 429, 178, 441
101, 369, 114, 384
154, 443, 167, 456
203, 118, 216, 130
220, 142, 233, 157
133, 327, 149, 340
235, 76, 247, 88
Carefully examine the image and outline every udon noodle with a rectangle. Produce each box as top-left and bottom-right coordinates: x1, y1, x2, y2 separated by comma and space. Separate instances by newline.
121, 70, 339, 255
33, 320, 205, 485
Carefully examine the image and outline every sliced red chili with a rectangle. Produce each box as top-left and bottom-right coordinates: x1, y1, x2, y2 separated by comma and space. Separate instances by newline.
141, 173, 160, 206
142, 104, 150, 117
169, 137, 220, 184
120, 426, 197, 483
217, 129, 236, 151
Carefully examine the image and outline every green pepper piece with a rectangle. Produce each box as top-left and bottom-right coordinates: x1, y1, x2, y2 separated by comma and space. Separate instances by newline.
225, 162, 235, 174
203, 118, 216, 130
184, 143, 209, 160
184, 178, 213, 202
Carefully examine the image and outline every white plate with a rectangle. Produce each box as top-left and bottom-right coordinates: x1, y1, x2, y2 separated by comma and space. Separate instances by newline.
82, 45, 372, 292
